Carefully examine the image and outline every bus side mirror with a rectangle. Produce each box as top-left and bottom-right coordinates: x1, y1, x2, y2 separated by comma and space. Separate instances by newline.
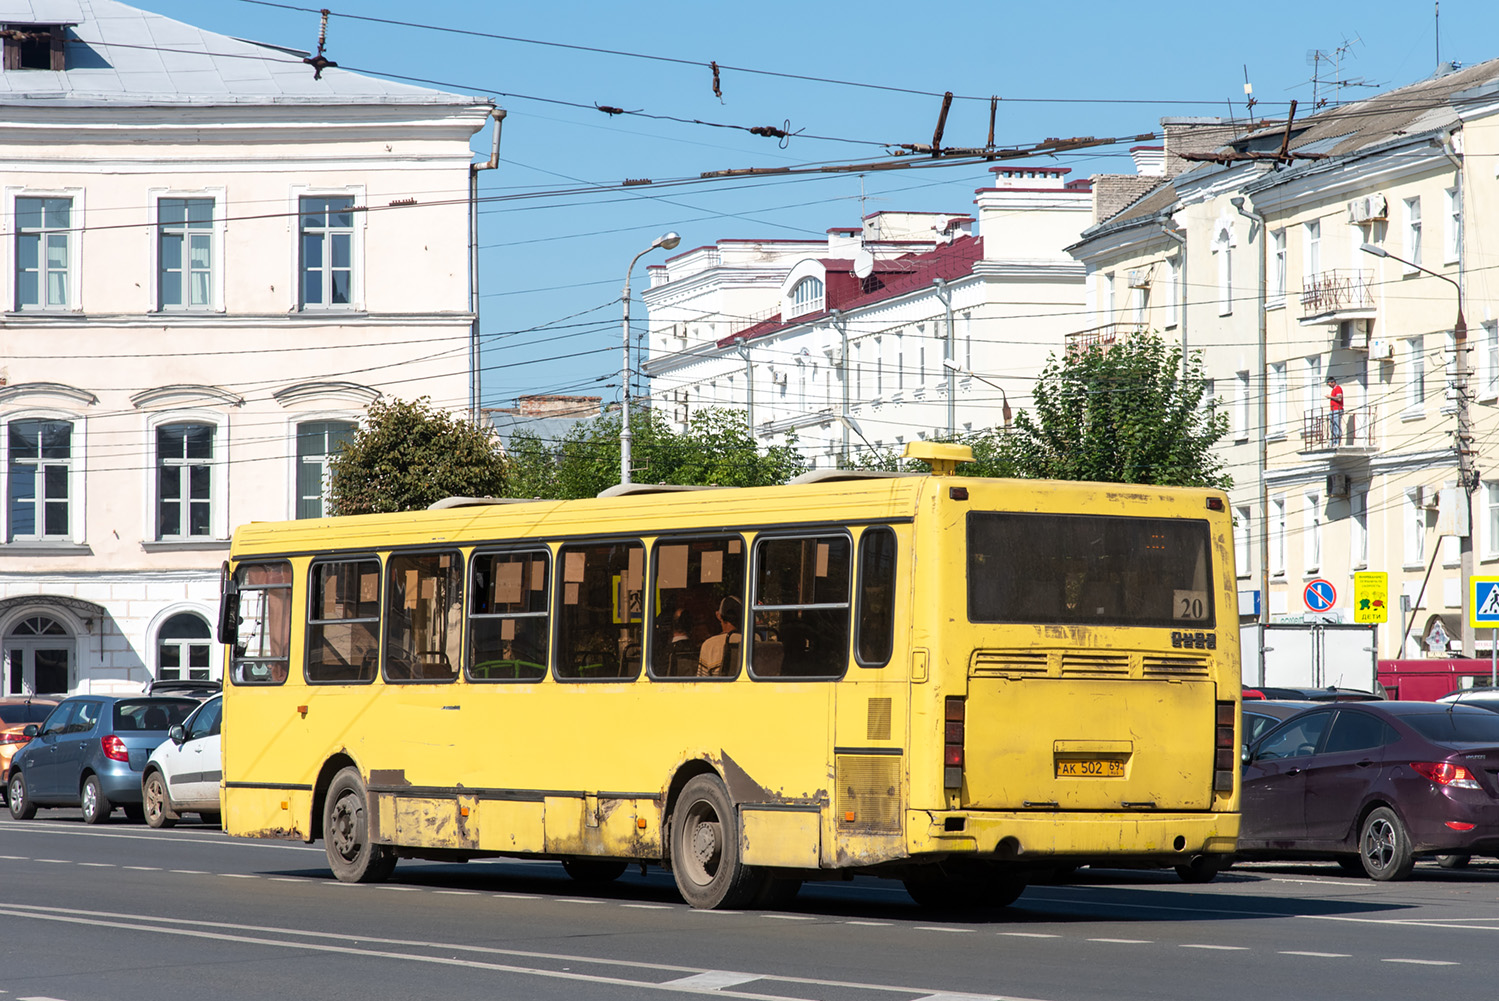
217, 562, 239, 647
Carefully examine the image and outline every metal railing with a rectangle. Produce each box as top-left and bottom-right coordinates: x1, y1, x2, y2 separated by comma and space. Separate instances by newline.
1299, 269, 1374, 318
1064, 321, 1147, 354
1300, 406, 1376, 450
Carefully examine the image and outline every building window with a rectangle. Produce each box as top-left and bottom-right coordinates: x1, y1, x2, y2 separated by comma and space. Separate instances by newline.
157, 613, 212, 681
1486, 483, 1499, 560
789, 276, 824, 317
1271, 496, 1286, 576
1404, 489, 1424, 567
1304, 220, 1321, 278
1404, 336, 1425, 413
1233, 506, 1251, 579
1304, 492, 1322, 572
1304, 354, 1322, 423
1271, 229, 1287, 300
296, 420, 356, 519
1165, 258, 1178, 328
158, 198, 214, 309
299, 195, 355, 308
15, 196, 71, 310
1214, 225, 1233, 316
7, 418, 71, 540
156, 422, 213, 539
1404, 197, 1422, 270
1482, 322, 1499, 402
1235, 370, 1250, 441
2, 23, 66, 70
1445, 187, 1460, 263
1351, 488, 1368, 569
1268, 362, 1287, 437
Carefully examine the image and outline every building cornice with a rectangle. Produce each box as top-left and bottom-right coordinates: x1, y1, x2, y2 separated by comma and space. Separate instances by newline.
130, 384, 245, 409
0, 312, 474, 329
0, 382, 98, 406
272, 382, 382, 407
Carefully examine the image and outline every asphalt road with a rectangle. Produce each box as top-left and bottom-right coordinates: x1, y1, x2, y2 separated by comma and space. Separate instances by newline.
4, 809, 1499, 1001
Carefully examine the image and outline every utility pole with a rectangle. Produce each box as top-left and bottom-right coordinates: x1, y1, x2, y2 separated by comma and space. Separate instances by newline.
934, 279, 955, 437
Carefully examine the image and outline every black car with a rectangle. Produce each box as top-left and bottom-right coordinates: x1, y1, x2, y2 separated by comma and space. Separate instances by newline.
144, 679, 222, 702
1242, 700, 1317, 748
1244, 686, 1383, 702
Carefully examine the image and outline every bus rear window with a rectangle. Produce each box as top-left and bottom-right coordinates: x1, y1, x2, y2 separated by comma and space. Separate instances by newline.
967, 512, 1215, 628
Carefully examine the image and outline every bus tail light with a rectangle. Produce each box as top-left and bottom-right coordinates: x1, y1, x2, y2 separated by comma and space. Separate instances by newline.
1213, 701, 1235, 792
101, 734, 129, 763
944, 697, 964, 790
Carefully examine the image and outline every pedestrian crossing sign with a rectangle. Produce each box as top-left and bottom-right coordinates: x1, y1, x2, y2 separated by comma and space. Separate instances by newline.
1471, 576, 1499, 629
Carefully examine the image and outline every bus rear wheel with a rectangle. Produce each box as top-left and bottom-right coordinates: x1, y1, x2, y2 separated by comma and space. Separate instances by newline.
323, 767, 396, 883
561, 858, 629, 884
669, 774, 765, 909
903, 862, 1025, 910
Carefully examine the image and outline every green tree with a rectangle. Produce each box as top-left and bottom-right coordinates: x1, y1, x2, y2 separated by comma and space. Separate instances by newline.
328, 397, 507, 514
504, 405, 805, 500
1001, 333, 1231, 488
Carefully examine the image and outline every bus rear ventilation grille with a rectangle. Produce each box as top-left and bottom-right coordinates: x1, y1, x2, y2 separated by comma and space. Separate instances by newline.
1142, 655, 1210, 678
970, 651, 1049, 677
1059, 653, 1131, 677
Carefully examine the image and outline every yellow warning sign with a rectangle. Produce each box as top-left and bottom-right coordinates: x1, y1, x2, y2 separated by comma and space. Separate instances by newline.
1353, 571, 1388, 625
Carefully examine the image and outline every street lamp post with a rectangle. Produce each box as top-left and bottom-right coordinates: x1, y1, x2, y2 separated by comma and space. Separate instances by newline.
620, 231, 681, 485
942, 359, 1012, 427
1360, 241, 1474, 656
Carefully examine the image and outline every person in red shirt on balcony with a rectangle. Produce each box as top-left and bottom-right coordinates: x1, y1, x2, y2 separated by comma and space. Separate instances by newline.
1326, 375, 1345, 445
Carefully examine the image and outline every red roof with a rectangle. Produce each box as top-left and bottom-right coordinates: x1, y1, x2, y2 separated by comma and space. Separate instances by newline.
718, 235, 985, 347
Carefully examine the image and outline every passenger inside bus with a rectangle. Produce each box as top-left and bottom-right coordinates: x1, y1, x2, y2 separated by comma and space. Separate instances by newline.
698, 597, 743, 676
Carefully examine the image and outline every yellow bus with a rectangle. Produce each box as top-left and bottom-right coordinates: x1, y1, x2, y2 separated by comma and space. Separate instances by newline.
218, 442, 1240, 909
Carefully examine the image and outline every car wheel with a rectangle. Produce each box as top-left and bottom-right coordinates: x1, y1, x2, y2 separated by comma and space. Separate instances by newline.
1436, 854, 1471, 870
8, 772, 36, 821
81, 776, 112, 825
1360, 807, 1415, 881
143, 772, 176, 829
323, 767, 396, 883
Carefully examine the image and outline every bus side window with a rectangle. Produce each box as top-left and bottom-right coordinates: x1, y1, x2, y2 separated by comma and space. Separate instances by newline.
383, 551, 462, 683
855, 527, 897, 668
468, 550, 549, 682
230, 561, 292, 685
307, 558, 381, 684
554, 541, 644, 682
752, 534, 851, 680
649, 536, 746, 680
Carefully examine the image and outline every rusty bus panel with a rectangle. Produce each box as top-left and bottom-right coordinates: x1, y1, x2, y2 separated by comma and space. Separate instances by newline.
740, 807, 820, 867
378, 794, 479, 851
477, 800, 545, 853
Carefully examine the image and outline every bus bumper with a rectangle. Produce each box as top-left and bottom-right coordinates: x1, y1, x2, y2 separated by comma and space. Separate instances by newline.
909, 810, 1239, 861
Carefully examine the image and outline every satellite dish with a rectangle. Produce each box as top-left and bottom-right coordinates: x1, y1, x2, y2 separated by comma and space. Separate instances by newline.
853, 248, 874, 280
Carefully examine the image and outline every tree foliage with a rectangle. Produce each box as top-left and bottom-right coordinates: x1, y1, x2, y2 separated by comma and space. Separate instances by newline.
505, 405, 805, 500
1001, 333, 1231, 488
328, 397, 507, 515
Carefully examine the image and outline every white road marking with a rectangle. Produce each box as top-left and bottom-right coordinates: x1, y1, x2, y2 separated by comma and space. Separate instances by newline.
761, 914, 814, 921
0, 855, 29, 859
661, 971, 761, 989
169, 869, 207, 874
999, 932, 1059, 939
1087, 938, 1150, 944
916, 926, 975, 933
35, 859, 69, 864
0, 902, 1047, 1001
556, 897, 603, 904
1180, 944, 1247, 951
1383, 959, 1459, 966
269, 877, 303, 883
220, 873, 259, 879
122, 866, 160, 871
1280, 951, 1352, 958
434, 889, 479, 896
77, 862, 114, 868
622, 903, 672, 910
376, 885, 421, 891
845, 920, 892, 926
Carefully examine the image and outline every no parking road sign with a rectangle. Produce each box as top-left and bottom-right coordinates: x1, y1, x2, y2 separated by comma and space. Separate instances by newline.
1471, 576, 1499, 630
1304, 578, 1337, 613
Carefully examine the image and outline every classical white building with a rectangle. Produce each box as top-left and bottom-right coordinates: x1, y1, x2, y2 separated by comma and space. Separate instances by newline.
0, 0, 494, 694
640, 166, 1092, 468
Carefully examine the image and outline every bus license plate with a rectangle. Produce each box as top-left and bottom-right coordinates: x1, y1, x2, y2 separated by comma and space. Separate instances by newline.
1056, 759, 1124, 778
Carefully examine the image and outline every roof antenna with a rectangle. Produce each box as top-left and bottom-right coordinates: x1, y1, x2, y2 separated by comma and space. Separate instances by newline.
303, 8, 338, 80
1243, 65, 1257, 115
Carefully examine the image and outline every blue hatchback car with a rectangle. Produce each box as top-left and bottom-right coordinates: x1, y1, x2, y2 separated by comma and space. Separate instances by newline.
6, 695, 198, 824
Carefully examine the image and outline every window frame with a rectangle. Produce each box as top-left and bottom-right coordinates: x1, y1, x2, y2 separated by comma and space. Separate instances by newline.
293, 418, 357, 520
551, 537, 647, 684
152, 419, 218, 541
1270, 228, 1287, 303
5, 415, 75, 542
294, 189, 363, 311
644, 532, 749, 683
1403, 196, 1422, 271
749, 528, 853, 682
854, 526, 898, 668
466, 546, 551, 683
228, 560, 293, 686
381, 548, 463, 685
156, 611, 214, 682
12, 190, 81, 312
304, 554, 382, 686
152, 191, 223, 312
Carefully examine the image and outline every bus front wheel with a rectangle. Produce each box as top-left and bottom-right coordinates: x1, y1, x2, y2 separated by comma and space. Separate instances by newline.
669, 774, 765, 909
324, 767, 396, 884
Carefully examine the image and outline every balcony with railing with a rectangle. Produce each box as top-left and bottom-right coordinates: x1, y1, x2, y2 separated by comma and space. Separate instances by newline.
1065, 321, 1146, 355
1299, 269, 1375, 324
1300, 406, 1377, 452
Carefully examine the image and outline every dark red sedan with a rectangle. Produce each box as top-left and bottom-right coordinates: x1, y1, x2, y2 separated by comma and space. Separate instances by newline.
1238, 701, 1499, 880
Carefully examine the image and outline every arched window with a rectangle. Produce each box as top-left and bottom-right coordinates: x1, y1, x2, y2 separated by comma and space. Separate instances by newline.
158, 613, 212, 681
789, 276, 824, 317
4, 615, 69, 694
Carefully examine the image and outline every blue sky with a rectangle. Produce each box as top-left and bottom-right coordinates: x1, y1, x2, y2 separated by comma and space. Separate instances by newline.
143, 0, 1499, 412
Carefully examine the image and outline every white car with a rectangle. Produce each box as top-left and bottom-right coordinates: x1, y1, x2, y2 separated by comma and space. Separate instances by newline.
141, 694, 222, 828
